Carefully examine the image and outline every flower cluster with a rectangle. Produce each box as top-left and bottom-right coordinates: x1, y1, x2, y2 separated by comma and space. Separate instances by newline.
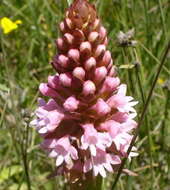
31, 0, 138, 181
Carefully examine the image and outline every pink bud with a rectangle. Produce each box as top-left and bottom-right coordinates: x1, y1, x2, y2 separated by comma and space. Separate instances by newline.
108, 65, 116, 77
93, 19, 100, 30
73, 67, 85, 80
56, 38, 67, 51
63, 96, 79, 112
103, 37, 108, 45
83, 80, 96, 96
99, 26, 107, 40
94, 66, 107, 83
63, 33, 74, 45
65, 18, 73, 29
95, 45, 106, 58
88, 32, 99, 43
59, 73, 72, 87
107, 59, 113, 70
80, 42, 92, 55
92, 98, 111, 116
48, 75, 60, 89
101, 51, 112, 66
84, 57, 96, 71
39, 83, 58, 98
59, 21, 66, 33
73, 29, 85, 44
100, 77, 120, 94
51, 61, 65, 73
68, 49, 80, 62
57, 55, 69, 68
81, 123, 94, 130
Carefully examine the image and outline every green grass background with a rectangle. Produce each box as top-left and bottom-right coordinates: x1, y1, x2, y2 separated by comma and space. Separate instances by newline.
0, 0, 170, 189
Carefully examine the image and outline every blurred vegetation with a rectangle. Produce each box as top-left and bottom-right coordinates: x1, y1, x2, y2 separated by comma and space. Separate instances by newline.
0, 0, 170, 189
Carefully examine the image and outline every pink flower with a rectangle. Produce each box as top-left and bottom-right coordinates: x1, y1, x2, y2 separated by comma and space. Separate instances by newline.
30, 98, 64, 134
84, 149, 121, 177
47, 136, 78, 168
81, 124, 111, 156
107, 84, 138, 113
31, 0, 138, 180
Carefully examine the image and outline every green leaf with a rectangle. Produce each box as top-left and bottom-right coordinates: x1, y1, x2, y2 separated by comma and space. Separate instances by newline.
67, 0, 73, 6
119, 64, 135, 69
0, 84, 9, 92
9, 183, 27, 190
0, 165, 23, 184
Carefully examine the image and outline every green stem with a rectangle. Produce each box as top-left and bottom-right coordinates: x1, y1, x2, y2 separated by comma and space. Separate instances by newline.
158, 0, 167, 40
135, 63, 154, 188
143, 0, 152, 49
161, 88, 170, 149
70, 175, 103, 190
122, 48, 135, 95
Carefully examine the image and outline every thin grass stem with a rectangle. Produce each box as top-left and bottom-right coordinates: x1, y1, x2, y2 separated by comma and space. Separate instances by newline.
134, 63, 154, 188
161, 85, 170, 149
111, 41, 170, 190
158, 0, 167, 40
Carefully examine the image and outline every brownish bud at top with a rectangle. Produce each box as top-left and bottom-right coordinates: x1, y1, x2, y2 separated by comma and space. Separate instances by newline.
68, 0, 97, 29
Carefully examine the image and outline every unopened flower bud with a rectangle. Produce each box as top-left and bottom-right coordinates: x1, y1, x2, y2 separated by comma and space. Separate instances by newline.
80, 41, 92, 56
63, 96, 79, 112
92, 98, 111, 116
63, 33, 74, 45
73, 67, 85, 80
39, 83, 58, 98
59, 21, 66, 33
68, 49, 80, 62
65, 18, 73, 30
94, 66, 107, 84
95, 44, 106, 58
83, 80, 96, 96
84, 57, 96, 71
88, 32, 99, 43
100, 77, 120, 94
57, 55, 69, 68
59, 73, 72, 87
99, 26, 107, 41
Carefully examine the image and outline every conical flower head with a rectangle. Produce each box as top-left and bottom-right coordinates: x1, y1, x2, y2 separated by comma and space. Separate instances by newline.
31, 0, 138, 181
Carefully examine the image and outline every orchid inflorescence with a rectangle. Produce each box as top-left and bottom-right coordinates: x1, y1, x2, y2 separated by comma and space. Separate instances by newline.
31, 0, 138, 182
